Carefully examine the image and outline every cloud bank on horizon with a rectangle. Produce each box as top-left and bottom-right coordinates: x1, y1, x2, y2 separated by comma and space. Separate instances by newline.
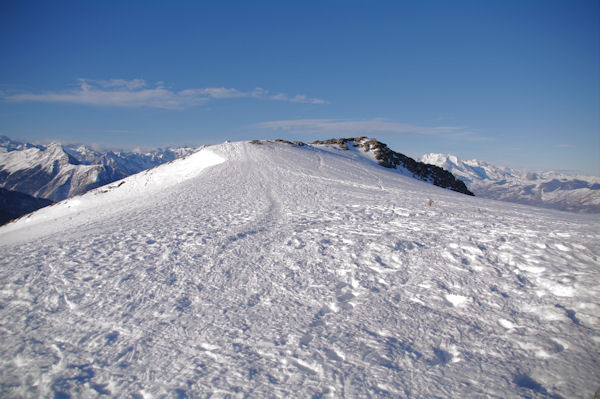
2, 78, 327, 109
256, 119, 489, 142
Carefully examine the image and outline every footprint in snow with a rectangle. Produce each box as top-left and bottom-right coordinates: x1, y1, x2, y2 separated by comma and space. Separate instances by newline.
428, 347, 453, 366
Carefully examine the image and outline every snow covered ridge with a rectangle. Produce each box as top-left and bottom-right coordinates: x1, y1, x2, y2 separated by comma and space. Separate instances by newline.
0, 135, 473, 224
422, 153, 600, 213
255, 137, 474, 196
0, 147, 226, 242
0, 135, 196, 203
1, 140, 598, 398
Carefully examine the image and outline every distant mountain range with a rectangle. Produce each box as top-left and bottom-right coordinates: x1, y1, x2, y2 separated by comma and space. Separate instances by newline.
1, 135, 597, 223
0, 136, 477, 224
0, 135, 196, 222
421, 153, 600, 213
0, 135, 196, 202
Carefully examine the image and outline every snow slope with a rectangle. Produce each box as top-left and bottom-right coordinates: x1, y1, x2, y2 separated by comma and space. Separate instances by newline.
421, 153, 600, 213
0, 141, 598, 398
310, 138, 473, 196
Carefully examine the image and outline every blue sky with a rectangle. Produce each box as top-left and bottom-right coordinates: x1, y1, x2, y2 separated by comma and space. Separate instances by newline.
1, 0, 598, 174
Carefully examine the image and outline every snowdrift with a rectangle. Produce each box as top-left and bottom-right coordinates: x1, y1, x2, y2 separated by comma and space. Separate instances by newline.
0, 140, 598, 398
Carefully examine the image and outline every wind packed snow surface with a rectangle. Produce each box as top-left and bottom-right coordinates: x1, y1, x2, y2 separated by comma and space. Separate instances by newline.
0, 141, 599, 398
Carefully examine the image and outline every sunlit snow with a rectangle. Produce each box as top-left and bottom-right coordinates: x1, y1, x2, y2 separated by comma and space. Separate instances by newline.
0, 141, 598, 398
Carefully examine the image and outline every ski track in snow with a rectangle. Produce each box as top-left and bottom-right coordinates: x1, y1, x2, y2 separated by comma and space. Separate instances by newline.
0, 141, 599, 398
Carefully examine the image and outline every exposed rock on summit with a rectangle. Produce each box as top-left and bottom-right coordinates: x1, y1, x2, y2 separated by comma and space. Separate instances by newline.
310, 137, 474, 196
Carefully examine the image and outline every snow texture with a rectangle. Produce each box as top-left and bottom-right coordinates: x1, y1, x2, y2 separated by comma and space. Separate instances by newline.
0, 141, 599, 398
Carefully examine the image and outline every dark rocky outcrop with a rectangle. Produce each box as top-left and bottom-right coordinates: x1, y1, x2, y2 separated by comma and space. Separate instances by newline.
311, 137, 474, 196
0, 188, 53, 225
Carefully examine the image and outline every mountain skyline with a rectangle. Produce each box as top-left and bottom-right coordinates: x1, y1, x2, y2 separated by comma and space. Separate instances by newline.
0, 134, 196, 202
1, 1, 599, 175
423, 152, 600, 213
2, 133, 599, 222
0, 134, 473, 210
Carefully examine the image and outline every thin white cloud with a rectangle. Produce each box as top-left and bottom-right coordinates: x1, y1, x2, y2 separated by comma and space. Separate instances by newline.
95, 78, 148, 90
268, 93, 326, 104
3, 79, 326, 109
268, 93, 288, 101
255, 118, 488, 141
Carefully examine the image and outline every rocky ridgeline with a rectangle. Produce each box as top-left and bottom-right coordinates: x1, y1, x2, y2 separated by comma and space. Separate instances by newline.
253, 137, 474, 196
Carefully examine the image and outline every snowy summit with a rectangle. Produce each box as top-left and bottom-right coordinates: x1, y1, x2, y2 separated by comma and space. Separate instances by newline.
0, 139, 598, 398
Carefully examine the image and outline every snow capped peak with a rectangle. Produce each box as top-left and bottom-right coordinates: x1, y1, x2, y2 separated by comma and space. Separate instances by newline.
421, 153, 600, 213
45, 141, 62, 150
40, 142, 80, 166
447, 154, 459, 165
0, 136, 197, 203
423, 153, 467, 168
